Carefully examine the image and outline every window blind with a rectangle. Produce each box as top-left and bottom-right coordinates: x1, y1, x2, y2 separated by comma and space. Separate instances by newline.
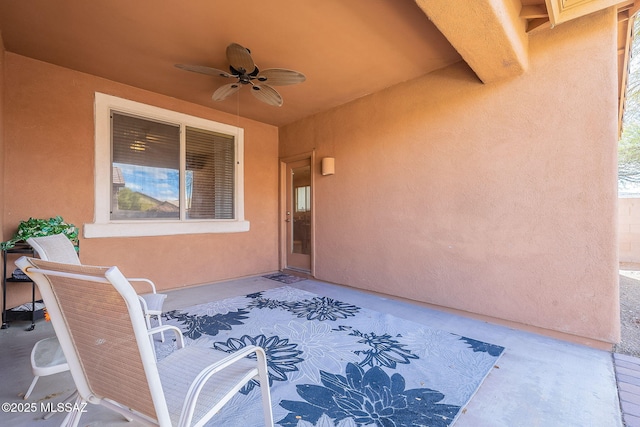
185, 127, 235, 220
112, 113, 180, 169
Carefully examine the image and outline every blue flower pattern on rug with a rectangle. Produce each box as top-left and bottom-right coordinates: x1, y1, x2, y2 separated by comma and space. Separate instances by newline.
160, 286, 505, 427
346, 329, 419, 369
163, 308, 250, 339
287, 297, 360, 321
460, 336, 505, 357
213, 334, 304, 394
279, 363, 460, 427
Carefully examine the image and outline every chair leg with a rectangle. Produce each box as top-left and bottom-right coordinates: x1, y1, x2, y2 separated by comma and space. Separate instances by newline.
23, 375, 39, 400
145, 313, 157, 341
147, 314, 165, 343
144, 312, 152, 330
155, 314, 165, 343
61, 395, 86, 427
43, 390, 77, 420
260, 380, 274, 427
256, 351, 274, 427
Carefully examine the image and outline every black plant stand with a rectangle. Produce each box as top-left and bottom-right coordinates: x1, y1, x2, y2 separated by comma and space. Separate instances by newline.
2, 243, 37, 330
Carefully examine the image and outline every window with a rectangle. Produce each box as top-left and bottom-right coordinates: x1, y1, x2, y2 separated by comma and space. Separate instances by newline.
295, 186, 311, 212
111, 113, 181, 220
85, 93, 248, 238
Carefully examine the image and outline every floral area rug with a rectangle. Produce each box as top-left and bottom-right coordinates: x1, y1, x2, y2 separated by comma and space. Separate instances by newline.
158, 286, 504, 427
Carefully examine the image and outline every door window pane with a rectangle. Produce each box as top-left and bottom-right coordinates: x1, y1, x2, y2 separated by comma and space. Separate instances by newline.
295, 186, 310, 212
292, 165, 311, 255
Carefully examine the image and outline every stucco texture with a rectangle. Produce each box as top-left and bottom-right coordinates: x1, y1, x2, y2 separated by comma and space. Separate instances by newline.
3, 53, 280, 291
280, 10, 620, 346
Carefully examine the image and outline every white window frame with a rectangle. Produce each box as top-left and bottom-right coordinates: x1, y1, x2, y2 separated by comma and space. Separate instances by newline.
84, 92, 249, 238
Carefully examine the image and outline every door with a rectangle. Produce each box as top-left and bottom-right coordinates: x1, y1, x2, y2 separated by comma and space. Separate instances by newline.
285, 158, 312, 272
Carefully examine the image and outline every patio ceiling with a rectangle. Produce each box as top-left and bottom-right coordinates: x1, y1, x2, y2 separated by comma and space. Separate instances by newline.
0, 0, 637, 127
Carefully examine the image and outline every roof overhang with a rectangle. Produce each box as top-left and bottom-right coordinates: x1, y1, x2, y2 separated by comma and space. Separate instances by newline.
416, 0, 638, 135
415, 0, 529, 84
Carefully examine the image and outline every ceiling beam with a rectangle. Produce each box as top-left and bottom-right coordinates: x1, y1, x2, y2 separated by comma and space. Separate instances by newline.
527, 18, 552, 33
414, 0, 528, 84
520, 4, 549, 19
618, 0, 640, 20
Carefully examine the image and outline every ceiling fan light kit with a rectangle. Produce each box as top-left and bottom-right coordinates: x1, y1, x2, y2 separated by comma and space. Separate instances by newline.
176, 43, 305, 107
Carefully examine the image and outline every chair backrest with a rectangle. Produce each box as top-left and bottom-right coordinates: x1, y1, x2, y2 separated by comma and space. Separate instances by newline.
27, 234, 80, 265
15, 257, 171, 425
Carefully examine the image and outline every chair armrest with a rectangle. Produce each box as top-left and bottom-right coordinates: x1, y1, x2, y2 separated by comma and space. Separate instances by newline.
178, 345, 268, 426
147, 325, 185, 349
127, 277, 158, 294
138, 295, 149, 314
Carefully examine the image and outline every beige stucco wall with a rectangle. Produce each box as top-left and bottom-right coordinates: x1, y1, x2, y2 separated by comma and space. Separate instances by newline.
619, 198, 640, 263
0, 37, 25, 310
2, 53, 280, 296
280, 10, 620, 346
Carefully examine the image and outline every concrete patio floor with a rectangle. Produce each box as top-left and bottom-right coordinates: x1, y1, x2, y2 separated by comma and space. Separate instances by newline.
0, 275, 623, 426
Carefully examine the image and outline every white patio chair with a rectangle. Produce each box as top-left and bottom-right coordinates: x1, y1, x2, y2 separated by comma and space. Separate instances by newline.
21, 235, 167, 404
23, 335, 78, 420
27, 234, 167, 341
16, 256, 274, 427
23, 336, 70, 400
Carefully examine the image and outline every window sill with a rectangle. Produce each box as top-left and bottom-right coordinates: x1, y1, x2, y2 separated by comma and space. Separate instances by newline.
83, 220, 250, 238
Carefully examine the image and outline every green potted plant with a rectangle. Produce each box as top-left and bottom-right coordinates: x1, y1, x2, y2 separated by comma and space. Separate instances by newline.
1, 216, 79, 251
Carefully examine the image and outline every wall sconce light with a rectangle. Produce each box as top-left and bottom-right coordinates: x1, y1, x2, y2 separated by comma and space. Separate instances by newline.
321, 157, 335, 176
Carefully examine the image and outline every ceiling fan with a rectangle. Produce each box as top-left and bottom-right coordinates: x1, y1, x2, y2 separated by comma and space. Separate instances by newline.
175, 43, 306, 107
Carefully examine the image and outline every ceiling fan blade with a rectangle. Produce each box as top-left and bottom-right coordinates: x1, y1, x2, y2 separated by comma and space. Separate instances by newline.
226, 43, 256, 74
257, 68, 306, 86
212, 83, 241, 101
175, 64, 233, 78
250, 84, 283, 106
